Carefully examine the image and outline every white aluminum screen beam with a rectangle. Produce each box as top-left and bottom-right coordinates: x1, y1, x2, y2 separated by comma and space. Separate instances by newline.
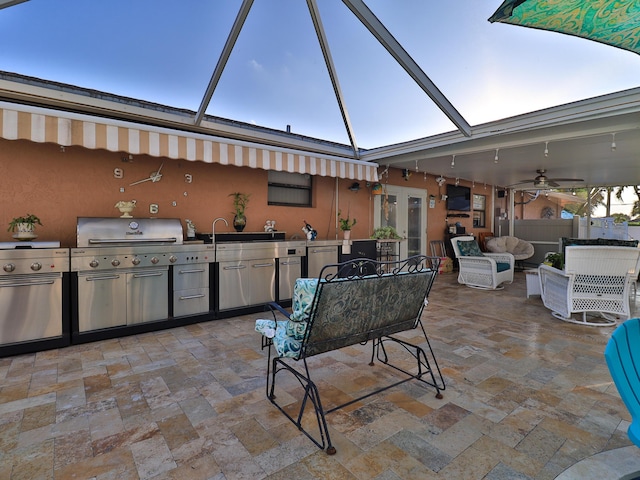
342, 0, 472, 137
307, 0, 359, 157
0, 0, 28, 10
194, 0, 254, 125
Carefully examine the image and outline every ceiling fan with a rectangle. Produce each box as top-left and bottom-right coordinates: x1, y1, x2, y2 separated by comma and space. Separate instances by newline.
512, 169, 584, 188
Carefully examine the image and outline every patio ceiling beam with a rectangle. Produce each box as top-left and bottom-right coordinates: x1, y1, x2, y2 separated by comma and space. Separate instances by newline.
0, 0, 28, 10
342, 0, 472, 137
307, 0, 359, 158
194, 0, 254, 126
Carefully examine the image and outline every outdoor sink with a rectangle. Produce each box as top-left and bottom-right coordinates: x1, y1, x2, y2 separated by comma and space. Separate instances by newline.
196, 231, 285, 243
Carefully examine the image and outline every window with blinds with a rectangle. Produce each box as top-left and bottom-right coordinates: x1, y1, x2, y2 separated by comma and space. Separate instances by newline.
268, 171, 312, 207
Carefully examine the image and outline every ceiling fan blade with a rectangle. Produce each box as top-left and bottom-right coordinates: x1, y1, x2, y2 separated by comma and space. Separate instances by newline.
547, 180, 560, 187
547, 178, 584, 182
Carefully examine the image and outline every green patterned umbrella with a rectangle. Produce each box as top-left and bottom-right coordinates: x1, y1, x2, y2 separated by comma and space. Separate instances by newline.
489, 0, 640, 55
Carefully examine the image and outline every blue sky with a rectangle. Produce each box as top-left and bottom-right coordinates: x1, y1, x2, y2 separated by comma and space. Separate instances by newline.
1, 0, 640, 150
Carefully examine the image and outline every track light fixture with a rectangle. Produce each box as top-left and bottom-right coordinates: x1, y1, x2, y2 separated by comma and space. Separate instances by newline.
494, 148, 499, 164
544, 141, 549, 157
455, 177, 460, 186
611, 133, 617, 151
451, 154, 456, 168
415, 160, 419, 172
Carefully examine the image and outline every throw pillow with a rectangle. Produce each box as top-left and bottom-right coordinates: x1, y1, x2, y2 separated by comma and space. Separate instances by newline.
457, 240, 483, 257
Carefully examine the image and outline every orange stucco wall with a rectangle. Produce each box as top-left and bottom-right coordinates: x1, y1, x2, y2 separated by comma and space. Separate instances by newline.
0, 138, 495, 248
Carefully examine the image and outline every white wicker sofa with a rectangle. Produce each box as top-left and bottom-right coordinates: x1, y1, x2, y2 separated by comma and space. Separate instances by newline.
539, 245, 640, 326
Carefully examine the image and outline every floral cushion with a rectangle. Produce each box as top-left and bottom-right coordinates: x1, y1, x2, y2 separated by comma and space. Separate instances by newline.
457, 240, 483, 257
255, 278, 319, 358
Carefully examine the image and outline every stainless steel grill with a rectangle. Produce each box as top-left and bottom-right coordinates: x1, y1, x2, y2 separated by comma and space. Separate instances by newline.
72, 217, 211, 333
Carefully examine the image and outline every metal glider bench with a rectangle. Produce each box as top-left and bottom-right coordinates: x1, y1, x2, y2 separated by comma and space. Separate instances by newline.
255, 255, 445, 454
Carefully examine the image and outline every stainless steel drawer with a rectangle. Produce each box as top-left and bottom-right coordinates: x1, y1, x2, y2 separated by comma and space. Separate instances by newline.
173, 287, 209, 317
173, 264, 208, 290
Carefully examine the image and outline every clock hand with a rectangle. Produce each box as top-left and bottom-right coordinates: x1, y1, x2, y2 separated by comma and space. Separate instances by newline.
129, 176, 153, 186
150, 162, 164, 182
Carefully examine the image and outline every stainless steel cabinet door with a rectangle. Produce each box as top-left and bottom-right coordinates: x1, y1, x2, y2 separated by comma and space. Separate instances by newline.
249, 259, 275, 305
126, 269, 168, 324
306, 247, 338, 278
78, 272, 127, 332
218, 261, 249, 310
0, 274, 63, 343
278, 258, 301, 301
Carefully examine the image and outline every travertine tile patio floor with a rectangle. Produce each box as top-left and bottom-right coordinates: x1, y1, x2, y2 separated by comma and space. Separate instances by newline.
0, 271, 639, 479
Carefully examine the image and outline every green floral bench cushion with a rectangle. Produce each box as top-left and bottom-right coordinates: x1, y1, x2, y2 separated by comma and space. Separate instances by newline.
255, 278, 318, 358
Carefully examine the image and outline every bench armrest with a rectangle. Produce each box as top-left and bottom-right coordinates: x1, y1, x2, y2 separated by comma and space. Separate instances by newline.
267, 301, 291, 320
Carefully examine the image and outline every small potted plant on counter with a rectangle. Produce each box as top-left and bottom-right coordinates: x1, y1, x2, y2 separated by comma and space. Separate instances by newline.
338, 209, 356, 240
8, 213, 43, 240
229, 192, 250, 232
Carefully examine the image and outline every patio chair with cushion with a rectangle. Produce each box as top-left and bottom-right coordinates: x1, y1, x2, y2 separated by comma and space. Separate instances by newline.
604, 317, 640, 448
450, 236, 514, 290
539, 246, 640, 326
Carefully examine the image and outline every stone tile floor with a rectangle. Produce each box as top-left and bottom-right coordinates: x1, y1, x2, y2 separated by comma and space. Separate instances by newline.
1, 271, 639, 479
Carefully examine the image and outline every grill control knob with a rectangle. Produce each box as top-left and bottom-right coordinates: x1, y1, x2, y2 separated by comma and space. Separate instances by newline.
3, 263, 15, 272
151, 256, 160, 264
89, 259, 99, 268
111, 259, 120, 267
132, 257, 141, 266
30, 262, 42, 271
169, 255, 178, 263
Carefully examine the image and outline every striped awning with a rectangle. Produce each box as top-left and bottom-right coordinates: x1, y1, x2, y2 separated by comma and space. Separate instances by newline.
0, 102, 379, 182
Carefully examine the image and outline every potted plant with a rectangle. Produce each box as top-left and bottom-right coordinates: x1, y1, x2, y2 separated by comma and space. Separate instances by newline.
338, 209, 356, 239
370, 226, 402, 240
543, 252, 564, 270
229, 192, 250, 232
8, 213, 43, 238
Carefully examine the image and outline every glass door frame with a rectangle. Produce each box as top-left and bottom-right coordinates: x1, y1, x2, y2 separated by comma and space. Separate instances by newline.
373, 185, 428, 259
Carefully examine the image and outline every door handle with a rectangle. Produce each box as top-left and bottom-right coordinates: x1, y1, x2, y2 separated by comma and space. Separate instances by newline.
178, 269, 206, 274
132, 272, 164, 278
253, 263, 274, 268
223, 265, 247, 270
179, 294, 206, 300
86, 275, 120, 281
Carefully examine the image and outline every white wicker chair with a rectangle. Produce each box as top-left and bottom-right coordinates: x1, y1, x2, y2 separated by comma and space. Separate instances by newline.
450, 236, 514, 290
539, 246, 640, 326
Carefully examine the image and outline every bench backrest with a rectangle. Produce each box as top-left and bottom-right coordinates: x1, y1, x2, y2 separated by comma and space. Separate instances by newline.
564, 246, 639, 276
301, 256, 438, 357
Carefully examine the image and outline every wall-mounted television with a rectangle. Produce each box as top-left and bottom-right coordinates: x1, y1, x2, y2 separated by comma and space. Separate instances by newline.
446, 184, 471, 211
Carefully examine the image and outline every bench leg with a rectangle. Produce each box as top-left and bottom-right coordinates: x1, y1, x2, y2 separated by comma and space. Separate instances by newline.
371, 321, 446, 399
267, 357, 336, 455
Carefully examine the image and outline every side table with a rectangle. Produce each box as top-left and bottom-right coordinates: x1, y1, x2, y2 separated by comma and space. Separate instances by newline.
524, 269, 541, 298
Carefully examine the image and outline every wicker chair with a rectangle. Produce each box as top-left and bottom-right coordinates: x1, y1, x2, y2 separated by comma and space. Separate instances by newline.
539, 246, 640, 326
450, 236, 514, 290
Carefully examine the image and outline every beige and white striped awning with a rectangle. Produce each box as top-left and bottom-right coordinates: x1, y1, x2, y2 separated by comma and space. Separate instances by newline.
0, 102, 379, 182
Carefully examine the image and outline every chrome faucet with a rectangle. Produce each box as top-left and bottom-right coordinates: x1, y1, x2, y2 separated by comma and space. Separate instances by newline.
211, 217, 229, 243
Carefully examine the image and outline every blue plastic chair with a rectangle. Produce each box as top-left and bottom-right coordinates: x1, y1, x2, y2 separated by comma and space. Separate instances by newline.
604, 318, 640, 447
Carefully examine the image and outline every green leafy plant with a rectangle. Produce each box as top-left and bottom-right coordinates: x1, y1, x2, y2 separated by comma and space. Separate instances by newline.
370, 226, 402, 239
544, 252, 564, 270
229, 192, 250, 217
338, 209, 356, 231
7, 213, 42, 232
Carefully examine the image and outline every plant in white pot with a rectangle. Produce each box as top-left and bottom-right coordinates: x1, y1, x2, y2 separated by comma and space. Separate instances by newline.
7, 213, 43, 239
338, 209, 356, 240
